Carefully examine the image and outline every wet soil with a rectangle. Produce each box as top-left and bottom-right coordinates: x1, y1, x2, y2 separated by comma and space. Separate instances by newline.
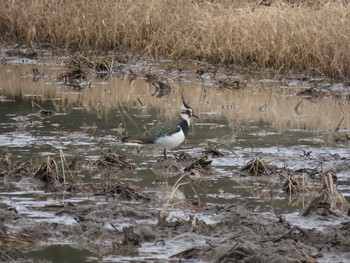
1, 197, 350, 262
1, 149, 350, 262
1, 45, 350, 262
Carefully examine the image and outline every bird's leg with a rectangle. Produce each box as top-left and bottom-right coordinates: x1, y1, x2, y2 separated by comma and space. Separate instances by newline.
163, 148, 167, 159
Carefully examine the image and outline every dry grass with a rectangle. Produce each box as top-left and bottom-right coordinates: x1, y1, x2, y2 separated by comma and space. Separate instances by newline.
240, 157, 274, 176
34, 150, 81, 186
0, 225, 35, 262
300, 171, 350, 216
158, 173, 200, 224
88, 150, 136, 170
1, 0, 350, 79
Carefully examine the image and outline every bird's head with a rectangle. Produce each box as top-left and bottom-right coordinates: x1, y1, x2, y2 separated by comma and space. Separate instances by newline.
180, 95, 198, 123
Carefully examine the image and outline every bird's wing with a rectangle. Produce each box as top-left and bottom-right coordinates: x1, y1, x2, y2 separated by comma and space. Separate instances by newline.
123, 119, 180, 144
145, 120, 181, 139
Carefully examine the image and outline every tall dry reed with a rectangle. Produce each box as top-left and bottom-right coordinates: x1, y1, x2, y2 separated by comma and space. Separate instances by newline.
1, 0, 350, 79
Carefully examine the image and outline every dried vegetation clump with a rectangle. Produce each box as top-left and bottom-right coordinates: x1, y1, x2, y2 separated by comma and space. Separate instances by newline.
0, 154, 34, 178
94, 55, 132, 80
0, 224, 37, 262
57, 53, 92, 89
240, 157, 275, 176
202, 145, 226, 158
216, 78, 247, 90
34, 153, 81, 188
300, 171, 350, 216
94, 182, 151, 201
31, 101, 54, 118
90, 150, 136, 170
1, 1, 350, 80
282, 175, 313, 193
174, 151, 214, 177
1, 151, 81, 190
1, 153, 149, 203
158, 174, 202, 224
57, 53, 135, 85
184, 157, 213, 176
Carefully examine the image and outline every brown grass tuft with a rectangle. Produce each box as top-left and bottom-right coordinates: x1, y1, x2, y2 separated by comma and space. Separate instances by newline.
240, 157, 274, 176
1, 1, 350, 79
300, 171, 350, 216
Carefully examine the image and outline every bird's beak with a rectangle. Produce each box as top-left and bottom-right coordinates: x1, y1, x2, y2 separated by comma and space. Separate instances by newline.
193, 113, 199, 118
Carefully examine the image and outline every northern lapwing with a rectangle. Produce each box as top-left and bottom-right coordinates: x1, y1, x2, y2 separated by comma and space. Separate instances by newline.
123, 96, 198, 159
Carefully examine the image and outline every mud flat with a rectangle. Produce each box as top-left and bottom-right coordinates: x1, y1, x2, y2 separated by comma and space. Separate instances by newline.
1, 197, 350, 262
1, 148, 350, 262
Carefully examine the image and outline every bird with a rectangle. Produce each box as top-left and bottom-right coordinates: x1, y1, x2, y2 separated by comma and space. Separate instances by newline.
123, 96, 198, 159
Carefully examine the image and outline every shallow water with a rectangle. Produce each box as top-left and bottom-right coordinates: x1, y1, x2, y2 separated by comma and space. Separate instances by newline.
1, 53, 350, 262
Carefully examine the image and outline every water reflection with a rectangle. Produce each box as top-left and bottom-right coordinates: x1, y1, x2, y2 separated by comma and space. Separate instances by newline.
1, 63, 349, 132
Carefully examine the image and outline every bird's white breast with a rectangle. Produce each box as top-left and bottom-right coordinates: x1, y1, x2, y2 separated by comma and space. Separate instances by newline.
154, 127, 185, 149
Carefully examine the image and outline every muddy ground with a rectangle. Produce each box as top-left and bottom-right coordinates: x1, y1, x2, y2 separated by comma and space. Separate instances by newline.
1, 47, 350, 262
1, 150, 350, 263
1, 196, 350, 262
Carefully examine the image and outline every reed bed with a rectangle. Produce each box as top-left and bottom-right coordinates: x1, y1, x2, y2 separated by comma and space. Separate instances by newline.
1, 0, 350, 79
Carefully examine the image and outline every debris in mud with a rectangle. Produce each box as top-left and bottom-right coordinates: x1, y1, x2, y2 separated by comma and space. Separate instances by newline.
5, 48, 37, 59
35, 109, 54, 118
297, 87, 327, 98
31, 67, 45, 82
296, 82, 350, 98
282, 174, 313, 194
195, 64, 217, 80
202, 145, 225, 157
57, 53, 92, 89
174, 151, 196, 163
240, 157, 274, 176
216, 78, 247, 90
90, 150, 136, 170
300, 171, 350, 217
173, 151, 214, 177
94, 57, 126, 79
184, 157, 213, 176
31, 101, 55, 118
127, 69, 138, 82
333, 133, 350, 144
152, 158, 182, 176
33, 156, 61, 184
0, 154, 34, 178
214, 240, 315, 263
95, 57, 117, 73
170, 247, 204, 261
171, 204, 317, 263
120, 226, 142, 247
144, 72, 160, 83
0, 219, 38, 262
158, 174, 197, 224
12, 115, 38, 132
151, 80, 171, 98
94, 182, 151, 201
34, 153, 81, 187
216, 243, 255, 262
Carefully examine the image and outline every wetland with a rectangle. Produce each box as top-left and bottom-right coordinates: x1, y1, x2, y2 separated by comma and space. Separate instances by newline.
0, 47, 350, 262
